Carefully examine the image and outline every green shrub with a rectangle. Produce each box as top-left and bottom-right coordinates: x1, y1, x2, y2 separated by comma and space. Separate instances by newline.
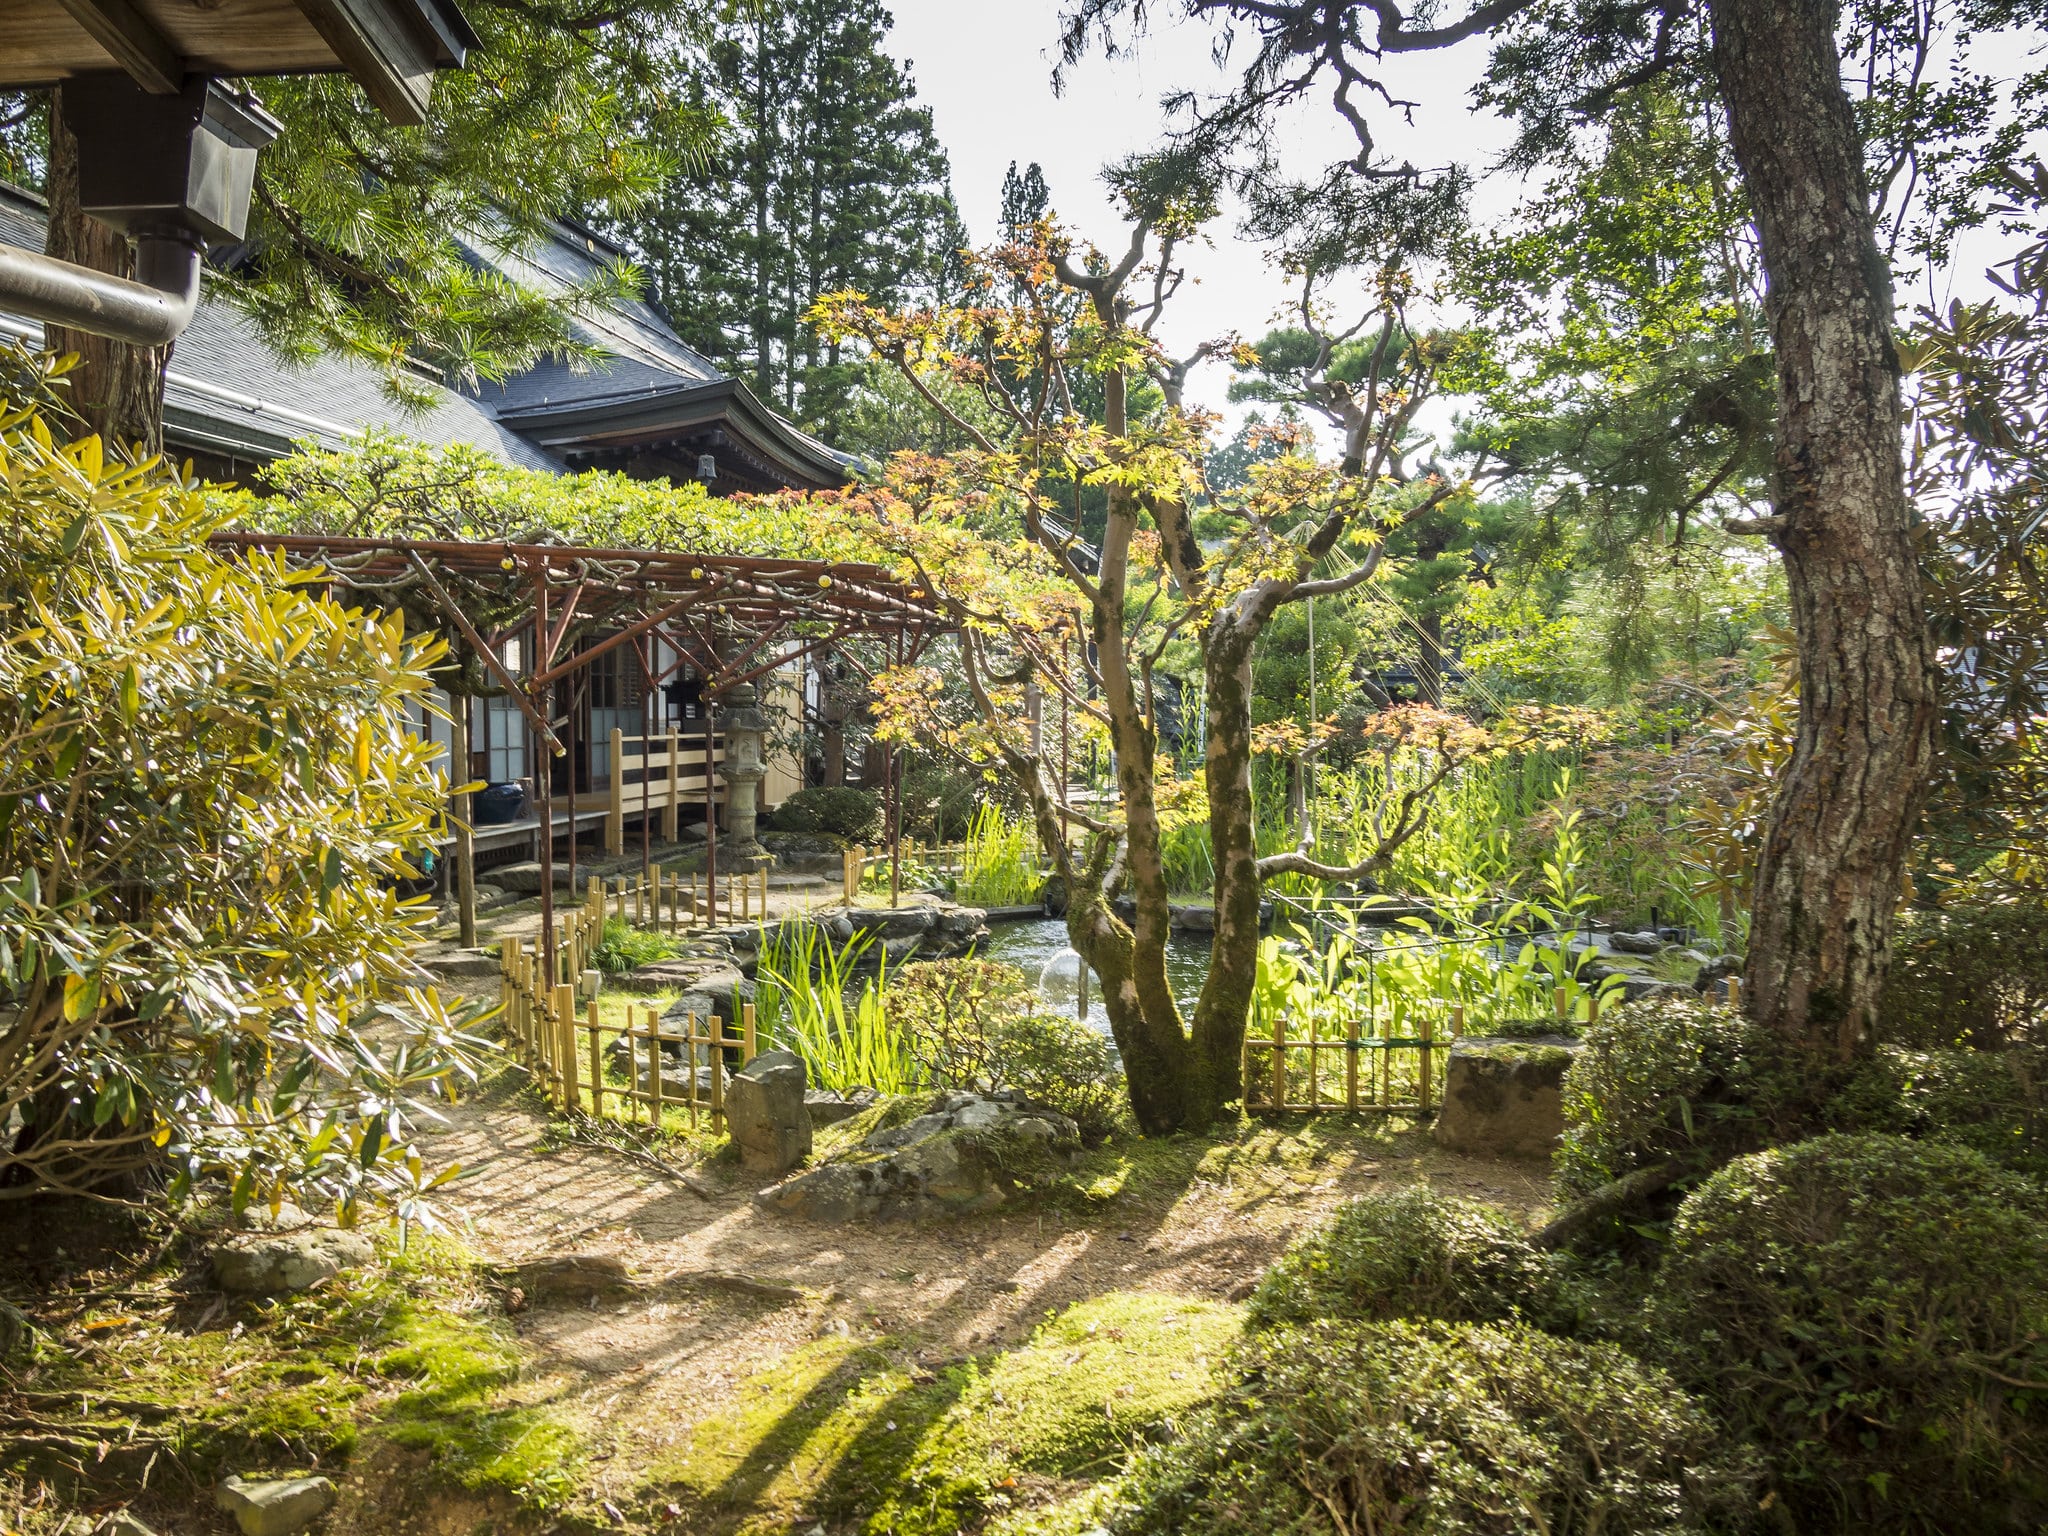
1111, 1319, 1752, 1536
589, 916, 682, 975
1247, 1185, 1573, 1332
992, 1010, 1126, 1144
890, 959, 1125, 1141
769, 785, 882, 841
1555, 994, 1825, 1201
1881, 896, 2048, 1048
1646, 1133, 2048, 1531
1831, 1045, 2048, 1178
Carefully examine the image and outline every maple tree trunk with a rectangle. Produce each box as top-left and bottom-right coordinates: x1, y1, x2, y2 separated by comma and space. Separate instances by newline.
1711, 0, 1940, 1058
1191, 631, 1259, 1108
43, 86, 167, 455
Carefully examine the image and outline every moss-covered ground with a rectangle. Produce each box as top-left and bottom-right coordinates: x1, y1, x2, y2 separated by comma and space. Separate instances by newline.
2, 1064, 1550, 1535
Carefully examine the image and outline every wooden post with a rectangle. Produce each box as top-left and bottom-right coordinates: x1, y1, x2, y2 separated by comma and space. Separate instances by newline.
685, 1012, 699, 1128
647, 1006, 664, 1127
1345, 1015, 1359, 1112
587, 999, 603, 1119
1271, 1010, 1287, 1112
707, 1015, 724, 1131
1725, 975, 1742, 1010
1419, 1012, 1436, 1113
742, 1001, 757, 1063
554, 983, 579, 1110
1554, 985, 1570, 1023
1451, 1004, 1466, 1038
662, 728, 680, 842
758, 868, 769, 919
842, 848, 856, 904
454, 692, 477, 949
606, 727, 625, 855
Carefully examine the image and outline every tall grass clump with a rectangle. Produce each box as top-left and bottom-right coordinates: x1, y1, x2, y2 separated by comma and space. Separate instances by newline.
589, 916, 683, 975
957, 802, 1038, 907
753, 921, 916, 1092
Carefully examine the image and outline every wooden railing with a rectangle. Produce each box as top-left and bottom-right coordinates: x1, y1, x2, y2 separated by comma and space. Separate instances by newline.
496, 876, 760, 1130
605, 728, 723, 855
603, 866, 773, 928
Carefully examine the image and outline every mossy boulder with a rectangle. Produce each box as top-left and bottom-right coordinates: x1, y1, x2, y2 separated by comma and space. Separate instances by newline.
755, 1090, 1079, 1220
1433, 1036, 1581, 1158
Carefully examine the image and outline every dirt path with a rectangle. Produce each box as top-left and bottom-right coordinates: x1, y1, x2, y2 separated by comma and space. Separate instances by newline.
411, 1077, 1554, 1510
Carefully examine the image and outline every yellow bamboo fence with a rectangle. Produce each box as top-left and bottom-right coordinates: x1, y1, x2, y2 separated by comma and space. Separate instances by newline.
496, 877, 760, 1130
1244, 987, 1626, 1115
604, 865, 772, 928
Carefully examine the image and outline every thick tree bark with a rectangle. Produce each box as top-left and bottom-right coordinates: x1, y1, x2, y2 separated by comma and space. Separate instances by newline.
43, 87, 167, 455
1710, 0, 1940, 1058
1191, 631, 1260, 1108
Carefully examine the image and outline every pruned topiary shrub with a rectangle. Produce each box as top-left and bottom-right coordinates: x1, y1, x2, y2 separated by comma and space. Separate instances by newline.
1830, 1045, 2048, 1180
1646, 1133, 2048, 1532
1247, 1186, 1574, 1333
1110, 1320, 1753, 1536
1880, 896, 2048, 1049
768, 785, 882, 841
1556, 994, 1827, 1201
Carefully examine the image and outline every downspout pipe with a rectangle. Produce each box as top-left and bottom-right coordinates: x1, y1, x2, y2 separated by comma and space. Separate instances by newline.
0, 229, 203, 349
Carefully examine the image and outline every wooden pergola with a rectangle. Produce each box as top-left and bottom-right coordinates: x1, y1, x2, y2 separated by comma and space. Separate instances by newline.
213, 531, 951, 970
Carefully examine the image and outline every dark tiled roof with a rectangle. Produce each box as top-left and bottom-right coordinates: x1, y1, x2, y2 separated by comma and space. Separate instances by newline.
0, 186, 849, 489
0, 183, 562, 471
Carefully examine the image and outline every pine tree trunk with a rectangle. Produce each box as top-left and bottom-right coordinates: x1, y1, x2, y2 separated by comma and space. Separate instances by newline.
1710, 0, 1940, 1059
43, 86, 166, 454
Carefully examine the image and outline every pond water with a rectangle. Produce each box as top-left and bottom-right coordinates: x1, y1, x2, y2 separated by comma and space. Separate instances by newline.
975, 916, 1215, 1035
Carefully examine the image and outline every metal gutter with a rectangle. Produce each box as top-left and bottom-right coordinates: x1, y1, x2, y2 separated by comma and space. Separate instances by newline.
0, 232, 201, 348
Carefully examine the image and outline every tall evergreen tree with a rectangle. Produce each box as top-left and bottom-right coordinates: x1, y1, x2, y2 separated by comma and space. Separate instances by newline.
604, 0, 962, 438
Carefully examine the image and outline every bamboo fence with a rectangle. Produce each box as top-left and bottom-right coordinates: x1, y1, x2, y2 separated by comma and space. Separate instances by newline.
497, 877, 760, 1130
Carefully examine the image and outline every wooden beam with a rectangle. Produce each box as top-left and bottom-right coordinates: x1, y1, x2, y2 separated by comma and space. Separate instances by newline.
294, 0, 434, 125
56, 0, 182, 93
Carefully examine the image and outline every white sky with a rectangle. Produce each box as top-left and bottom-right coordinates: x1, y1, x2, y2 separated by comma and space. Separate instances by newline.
887, 0, 1517, 427
885, 1, 2040, 434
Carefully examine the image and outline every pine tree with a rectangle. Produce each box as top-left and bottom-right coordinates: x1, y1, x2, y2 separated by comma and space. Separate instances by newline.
602, 0, 961, 439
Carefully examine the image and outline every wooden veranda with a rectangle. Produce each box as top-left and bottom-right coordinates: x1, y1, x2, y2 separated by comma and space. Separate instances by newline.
211, 532, 950, 976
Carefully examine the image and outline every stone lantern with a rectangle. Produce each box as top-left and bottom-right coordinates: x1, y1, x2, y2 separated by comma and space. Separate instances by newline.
715, 680, 775, 871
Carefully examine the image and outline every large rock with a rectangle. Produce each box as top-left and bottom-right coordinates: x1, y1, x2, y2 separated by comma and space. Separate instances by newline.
726, 1049, 812, 1176
1619, 975, 1694, 1004
848, 906, 937, 942
1607, 929, 1665, 955
215, 1475, 336, 1536
660, 972, 754, 1031
508, 1253, 640, 1301
212, 1230, 374, 1294
757, 1091, 1079, 1222
805, 1086, 877, 1126
1433, 1036, 1582, 1159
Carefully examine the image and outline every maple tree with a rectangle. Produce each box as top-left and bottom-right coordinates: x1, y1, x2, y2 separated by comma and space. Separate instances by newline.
810, 194, 1528, 1130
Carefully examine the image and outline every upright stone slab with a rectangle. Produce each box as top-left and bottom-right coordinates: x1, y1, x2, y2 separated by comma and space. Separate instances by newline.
727, 1048, 812, 1176
1433, 1036, 1583, 1159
